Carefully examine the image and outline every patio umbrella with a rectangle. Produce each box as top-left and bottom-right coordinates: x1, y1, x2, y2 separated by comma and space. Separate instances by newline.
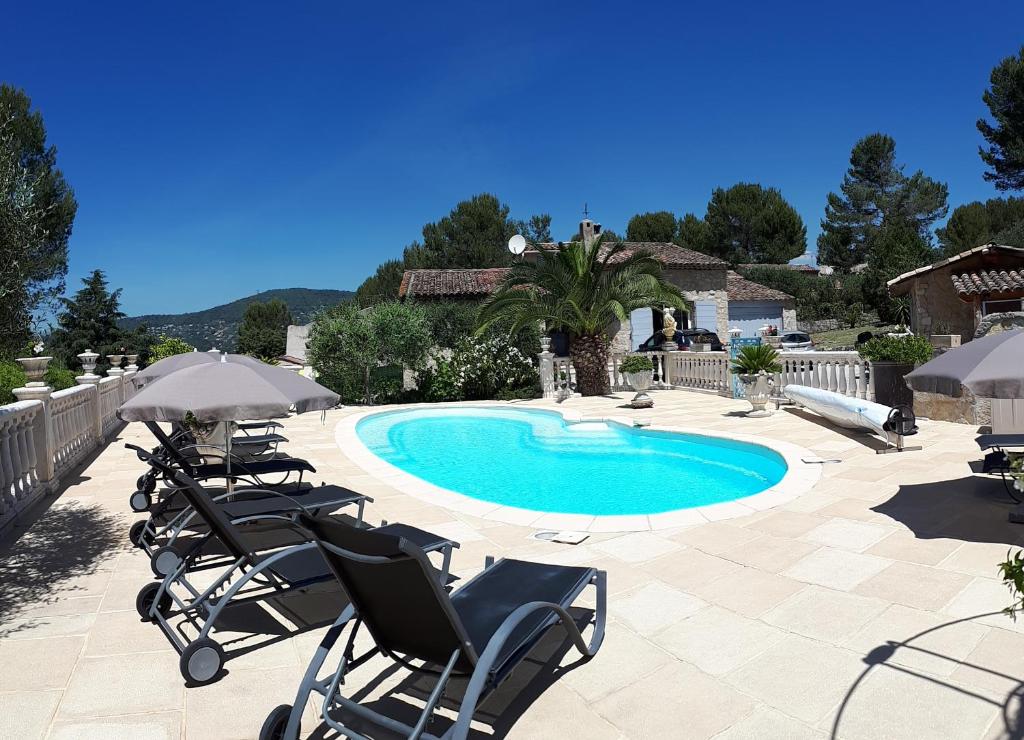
118, 355, 338, 422
904, 328, 1024, 398
131, 351, 269, 389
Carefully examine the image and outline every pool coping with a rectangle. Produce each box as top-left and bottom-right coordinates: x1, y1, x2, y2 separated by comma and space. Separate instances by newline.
334, 401, 823, 533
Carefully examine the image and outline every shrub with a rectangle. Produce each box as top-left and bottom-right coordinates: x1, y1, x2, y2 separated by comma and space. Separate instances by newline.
0, 361, 27, 404
619, 354, 654, 374
421, 360, 464, 402
730, 344, 782, 375
150, 335, 193, 362
44, 361, 77, 391
857, 334, 933, 365
451, 336, 538, 400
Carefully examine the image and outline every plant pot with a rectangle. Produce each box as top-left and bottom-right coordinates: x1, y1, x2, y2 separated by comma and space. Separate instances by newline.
15, 356, 52, 385
738, 372, 773, 416
624, 370, 654, 408
871, 361, 914, 407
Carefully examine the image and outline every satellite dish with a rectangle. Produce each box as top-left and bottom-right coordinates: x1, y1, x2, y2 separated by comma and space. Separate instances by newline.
508, 234, 527, 256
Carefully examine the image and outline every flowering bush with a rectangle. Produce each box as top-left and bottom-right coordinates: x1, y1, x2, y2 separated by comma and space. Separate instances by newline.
452, 336, 538, 400
421, 360, 464, 402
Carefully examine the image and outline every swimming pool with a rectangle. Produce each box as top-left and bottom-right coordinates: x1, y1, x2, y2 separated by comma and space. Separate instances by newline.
354, 407, 788, 516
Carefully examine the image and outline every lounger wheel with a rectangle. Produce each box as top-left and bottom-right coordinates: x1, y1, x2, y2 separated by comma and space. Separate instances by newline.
135, 582, 171, 621
128, 520, 147, 547
150, 545, 183, 578
259, 704, 298, 740
136, 473, 157, 493
130, 490, 152, 512
180, 638, 224, 685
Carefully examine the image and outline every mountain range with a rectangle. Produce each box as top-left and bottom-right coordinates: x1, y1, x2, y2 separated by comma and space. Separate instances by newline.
120, 288, 353, 351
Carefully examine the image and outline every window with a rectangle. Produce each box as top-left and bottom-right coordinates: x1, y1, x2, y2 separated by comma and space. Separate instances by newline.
983, 299, 1024, 315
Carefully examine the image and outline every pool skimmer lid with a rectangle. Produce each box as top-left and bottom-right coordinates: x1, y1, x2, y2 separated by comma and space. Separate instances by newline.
532, 530, 590, 545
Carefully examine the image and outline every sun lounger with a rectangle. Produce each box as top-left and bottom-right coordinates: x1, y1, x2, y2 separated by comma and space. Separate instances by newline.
133, 454, 458, 686
130, 421, 315, 511
975, 434, 1024, 503
259, 515, 607, 740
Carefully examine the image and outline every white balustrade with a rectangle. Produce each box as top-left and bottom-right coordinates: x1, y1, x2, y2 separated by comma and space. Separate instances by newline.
0, 368, 135, 533
0, 401, 45, 531
774, 351, 871, 400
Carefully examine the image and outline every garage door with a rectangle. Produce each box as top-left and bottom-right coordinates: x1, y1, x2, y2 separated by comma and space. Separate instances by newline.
728, 301, 783, 338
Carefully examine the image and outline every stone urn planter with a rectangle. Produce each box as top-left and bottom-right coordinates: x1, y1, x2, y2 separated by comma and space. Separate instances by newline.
625, 370, 654, 409
738, 372, 774, 416
15, 356, 52, 385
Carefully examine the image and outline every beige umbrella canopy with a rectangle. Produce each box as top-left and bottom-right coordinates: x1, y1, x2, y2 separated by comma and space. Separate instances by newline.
904, 329, 1024, 399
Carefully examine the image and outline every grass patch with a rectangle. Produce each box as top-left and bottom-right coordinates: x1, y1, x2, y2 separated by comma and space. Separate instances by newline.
811, 323, 900, 351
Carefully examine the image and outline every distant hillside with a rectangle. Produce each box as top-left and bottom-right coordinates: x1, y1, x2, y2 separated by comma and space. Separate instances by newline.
120, 288, 353, 351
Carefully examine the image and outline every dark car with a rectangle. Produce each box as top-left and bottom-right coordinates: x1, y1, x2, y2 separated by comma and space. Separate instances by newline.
680, 328, 724, 352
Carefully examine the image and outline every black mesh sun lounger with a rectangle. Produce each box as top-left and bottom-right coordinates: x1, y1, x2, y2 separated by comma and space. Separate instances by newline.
975, 435, 1024, 503
133, 454, 458, 686
258, 515, 607, 740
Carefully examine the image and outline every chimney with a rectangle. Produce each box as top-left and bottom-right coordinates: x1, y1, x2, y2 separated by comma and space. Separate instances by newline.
579, 219, 602, 248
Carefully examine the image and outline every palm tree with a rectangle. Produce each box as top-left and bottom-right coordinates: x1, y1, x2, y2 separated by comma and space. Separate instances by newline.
478, 236, 687, 396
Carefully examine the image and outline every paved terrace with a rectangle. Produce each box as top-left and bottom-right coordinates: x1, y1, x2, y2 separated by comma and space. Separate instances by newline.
2, 390, 1024, 739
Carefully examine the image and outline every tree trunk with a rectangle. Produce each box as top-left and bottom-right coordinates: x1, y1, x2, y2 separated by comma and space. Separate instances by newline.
364, 365, 372, 405
570, 334, 611, 396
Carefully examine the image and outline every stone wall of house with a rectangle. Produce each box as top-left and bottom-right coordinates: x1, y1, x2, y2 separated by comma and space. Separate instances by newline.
907, 268, 975, 343
782, 306, 797, 331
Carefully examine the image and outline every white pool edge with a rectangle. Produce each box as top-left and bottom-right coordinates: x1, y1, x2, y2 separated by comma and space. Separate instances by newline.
335, 401, 822, 533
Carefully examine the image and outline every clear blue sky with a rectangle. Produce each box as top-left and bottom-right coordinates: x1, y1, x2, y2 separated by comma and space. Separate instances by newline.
4, 1, 1023, 315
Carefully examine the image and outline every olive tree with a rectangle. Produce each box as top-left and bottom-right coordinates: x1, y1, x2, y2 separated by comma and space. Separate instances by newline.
307, 301, 430, 404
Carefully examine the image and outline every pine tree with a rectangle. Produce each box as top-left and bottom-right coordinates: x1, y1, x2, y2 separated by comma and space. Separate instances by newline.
978, 46, 1024, 191
626, 211, 677, 242
703, 183, 807, 264
937, 197, 1024, 255
818, 133, 948, 272
47, 270, 126, 371
237, 299, 292, 362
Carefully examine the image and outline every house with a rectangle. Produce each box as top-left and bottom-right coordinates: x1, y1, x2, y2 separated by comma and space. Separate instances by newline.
398, 218, 797, 351
887, 244, 1024, 342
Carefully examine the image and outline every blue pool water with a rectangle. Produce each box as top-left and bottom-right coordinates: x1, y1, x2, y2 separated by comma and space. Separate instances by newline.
355, 407, 787, 515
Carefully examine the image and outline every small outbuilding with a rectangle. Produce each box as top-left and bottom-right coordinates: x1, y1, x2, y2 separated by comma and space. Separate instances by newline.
887, 244, 1024, 343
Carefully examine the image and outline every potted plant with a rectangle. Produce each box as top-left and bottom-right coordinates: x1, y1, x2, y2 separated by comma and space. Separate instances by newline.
731, 344, 782, 416
619, 354, 655, 408
857, 334, 932, 407
691, 334, 713, 353
15, 340, 52, 386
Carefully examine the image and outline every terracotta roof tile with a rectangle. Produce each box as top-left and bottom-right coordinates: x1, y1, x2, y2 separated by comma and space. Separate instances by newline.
952, 269, 1024, 297
529, 242, 729, 269
726, 271, 794, 301
399, 268, 510, 299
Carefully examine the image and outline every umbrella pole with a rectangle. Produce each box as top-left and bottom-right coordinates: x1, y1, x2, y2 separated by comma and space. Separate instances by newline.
225, 421, 234, 496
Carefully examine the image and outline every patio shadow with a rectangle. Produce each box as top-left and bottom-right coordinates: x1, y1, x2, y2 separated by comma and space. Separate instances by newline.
0, 500, 128, 635
872, 476, 1024, 546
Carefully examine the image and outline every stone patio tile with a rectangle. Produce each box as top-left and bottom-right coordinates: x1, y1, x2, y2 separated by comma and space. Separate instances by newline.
591, 532, 680, 564
595, 661, 756, 739
854, 561, 974, 612
48, 710, 182, 740
670, 522, 762, 555
559, 622, 672, 702
763, 585, 887, 644
942, 578, 1024, 632
865, 531, 963, 565
0, 613, 97, 641
652, 605, 785, 675
711, 704, 825, 739
950, 626, 1024, 694
608, 582, 707, 636
723, 634, 864, 724
57, 652, 183, 719
801, 517, 893, 552
83, 609, 175, 657
742, 510, 826, 538
782, 546, 892, 591
815, 497, 888, 522
822, 664, 999, 740
496, 681, 621, 739
689, 566, 806, 618
938, 541, 1018, 579
0, 690, 62, 740
640, 547, 742, 591
184, 665, 307, 738
723, 533, 820, 573
0, 635, 84, 691
14, 595, 103, 620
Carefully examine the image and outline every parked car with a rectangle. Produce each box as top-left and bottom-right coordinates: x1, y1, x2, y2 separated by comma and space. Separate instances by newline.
780, 331, 814, 351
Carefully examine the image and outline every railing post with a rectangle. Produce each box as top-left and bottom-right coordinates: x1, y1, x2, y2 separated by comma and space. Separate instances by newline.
866, 359, 875, 401
11, 383, 57, 491
663, 350, 675, 387
539, 347, 556, 399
